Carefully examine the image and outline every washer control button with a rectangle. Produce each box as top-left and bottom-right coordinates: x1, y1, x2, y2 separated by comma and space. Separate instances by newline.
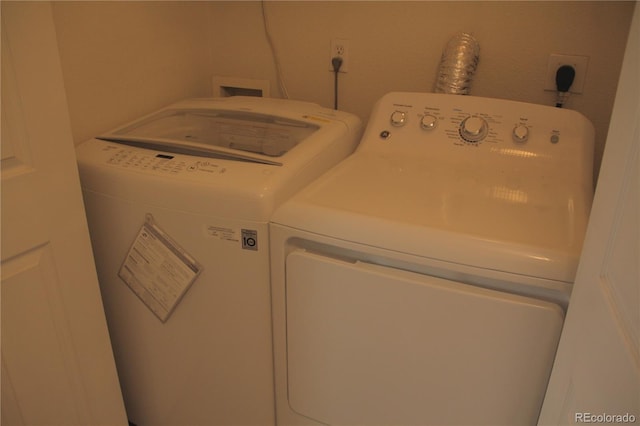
420, 114, 438, 130
390, 110, 407, 127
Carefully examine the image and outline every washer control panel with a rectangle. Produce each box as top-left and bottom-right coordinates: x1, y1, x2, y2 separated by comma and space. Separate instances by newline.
102, 145, 228, 176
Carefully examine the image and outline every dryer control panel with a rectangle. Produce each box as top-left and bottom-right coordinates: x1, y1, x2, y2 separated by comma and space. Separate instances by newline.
365, 92, 594, 158
360, 92, 596, 191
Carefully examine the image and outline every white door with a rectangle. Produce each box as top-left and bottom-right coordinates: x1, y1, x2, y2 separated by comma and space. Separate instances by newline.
538, 4, 639, 424
1, 2, 127, 425
286, 249, 564, 426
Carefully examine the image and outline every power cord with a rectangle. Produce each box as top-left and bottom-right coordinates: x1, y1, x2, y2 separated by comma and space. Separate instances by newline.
261, 1, 289, 99
332, 56, 343, 110
555, 65, 575, 108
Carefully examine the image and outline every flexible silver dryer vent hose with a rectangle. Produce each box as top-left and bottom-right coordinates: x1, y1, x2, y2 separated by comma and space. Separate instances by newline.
434, 32, 480, 95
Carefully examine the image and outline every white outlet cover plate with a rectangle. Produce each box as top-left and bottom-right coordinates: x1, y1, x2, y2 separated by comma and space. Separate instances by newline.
544, 54, 589, 94
329, 38, 349, 73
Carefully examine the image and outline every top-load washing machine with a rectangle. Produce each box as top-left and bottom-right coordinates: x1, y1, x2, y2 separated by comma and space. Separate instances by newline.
76, 96, 362, 426
269, 92, 594, 425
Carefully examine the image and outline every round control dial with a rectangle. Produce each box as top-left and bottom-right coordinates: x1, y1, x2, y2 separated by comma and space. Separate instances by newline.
390, 110, 407, 127
420, 114, 438, 130
512, 124, 530, 143
459, 116, 488, 143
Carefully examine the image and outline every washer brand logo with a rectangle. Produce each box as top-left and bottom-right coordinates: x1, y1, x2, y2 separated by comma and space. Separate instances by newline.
241, 229, 258, 251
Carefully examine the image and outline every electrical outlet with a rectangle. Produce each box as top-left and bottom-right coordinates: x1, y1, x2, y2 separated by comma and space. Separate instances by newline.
544, 54, 589, 93
329, 38, 349, 73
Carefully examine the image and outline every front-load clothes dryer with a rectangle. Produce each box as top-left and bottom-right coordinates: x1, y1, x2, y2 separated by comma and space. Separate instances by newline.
76, 96, 362, 426
270, 92, 594, 425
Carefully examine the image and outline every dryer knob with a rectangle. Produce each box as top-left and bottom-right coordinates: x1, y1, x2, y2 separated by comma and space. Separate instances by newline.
390, 110, 407, 127
512, 124, 530, 143
420, 114, 438, 130
460, 116, 488, 142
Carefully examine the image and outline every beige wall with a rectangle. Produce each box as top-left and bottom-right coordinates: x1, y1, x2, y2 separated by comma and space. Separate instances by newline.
52, 1, 635, 183
52, 1, 213, 145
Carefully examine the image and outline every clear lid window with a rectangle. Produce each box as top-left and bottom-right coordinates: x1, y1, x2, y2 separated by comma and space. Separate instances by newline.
104, 109, 319, 158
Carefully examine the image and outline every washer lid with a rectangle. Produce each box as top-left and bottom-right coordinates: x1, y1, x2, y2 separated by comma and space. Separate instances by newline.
271, 152, 592, 283
99, 107, 319, 165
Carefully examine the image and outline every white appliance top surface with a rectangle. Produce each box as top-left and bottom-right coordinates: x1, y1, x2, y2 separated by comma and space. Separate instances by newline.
76, 97, 362, 221
98, 96, 358, 165
272, 92, 595, 283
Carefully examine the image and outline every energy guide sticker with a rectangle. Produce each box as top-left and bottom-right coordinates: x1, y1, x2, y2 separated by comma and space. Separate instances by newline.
119, 214, 202, 322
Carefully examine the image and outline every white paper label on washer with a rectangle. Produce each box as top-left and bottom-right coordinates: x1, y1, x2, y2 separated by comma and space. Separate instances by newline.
205, 225, 239, 242
119, 214, 202, 322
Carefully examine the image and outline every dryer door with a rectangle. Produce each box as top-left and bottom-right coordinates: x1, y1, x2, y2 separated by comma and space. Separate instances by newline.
285, 249, 564, 426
